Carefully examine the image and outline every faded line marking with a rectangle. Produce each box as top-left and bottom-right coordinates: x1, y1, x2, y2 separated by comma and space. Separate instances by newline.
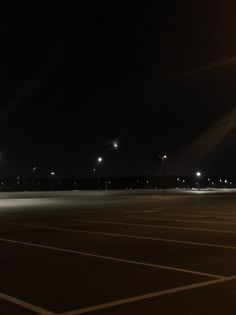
126, 210, 159, 214
0, 237, 223, 279
160, 213, 236, 220
79, 219, 236, 234
0, 292, 55, 315
21, 223, 236, 251
60, 275, 236, 315
126, 209, 166, 214
126, 216, 236, 226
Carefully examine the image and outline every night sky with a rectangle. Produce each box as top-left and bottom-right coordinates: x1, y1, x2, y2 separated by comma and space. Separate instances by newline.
1, 2, 236, 177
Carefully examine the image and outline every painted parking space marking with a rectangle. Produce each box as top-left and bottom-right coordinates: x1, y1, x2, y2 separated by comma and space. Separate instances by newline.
0, 237, 223, 279
21, 223, 236, 251
158, 213, 236, 220
79, 219, 236, 234
60, 275, 236, 315
125, 216, 236, 225
0, 292, 55, 315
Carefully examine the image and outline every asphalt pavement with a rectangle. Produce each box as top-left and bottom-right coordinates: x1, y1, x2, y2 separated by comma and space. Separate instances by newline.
1, 189, 236, 314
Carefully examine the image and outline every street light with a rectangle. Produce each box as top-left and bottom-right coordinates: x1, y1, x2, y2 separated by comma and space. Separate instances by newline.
160, 154, 168, 160
195, 171, 202, 190
113, 141, 118, 149
50, 171, 55, 176
159, 154, 168, 191
97, 157, 103, 164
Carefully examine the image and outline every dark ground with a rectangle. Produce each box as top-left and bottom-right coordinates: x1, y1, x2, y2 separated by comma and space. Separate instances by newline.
1, 189, 236, 314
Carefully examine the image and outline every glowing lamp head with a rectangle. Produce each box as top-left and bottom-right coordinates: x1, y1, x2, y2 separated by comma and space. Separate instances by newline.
98, 157, 103, 164
113, 142, 118, 149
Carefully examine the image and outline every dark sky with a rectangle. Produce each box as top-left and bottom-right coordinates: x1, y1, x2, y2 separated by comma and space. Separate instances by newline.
0, 2, 236, 177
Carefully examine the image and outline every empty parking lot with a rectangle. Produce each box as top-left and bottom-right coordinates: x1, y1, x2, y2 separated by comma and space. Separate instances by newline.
1, 189, 236, 314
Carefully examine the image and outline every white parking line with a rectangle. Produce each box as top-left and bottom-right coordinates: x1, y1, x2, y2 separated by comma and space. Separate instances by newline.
21, 223, 236, 251
126, 210, 161, 213
126, 216, 236, 225
160, 213, 236, 220
79, 219, 236, 234
0, 292, 55, 315
60, 275, 236, 315
0, 237, 223, 279
126, 209, 166, 214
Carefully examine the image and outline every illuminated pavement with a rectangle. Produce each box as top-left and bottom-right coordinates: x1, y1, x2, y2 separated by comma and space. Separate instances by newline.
1, 189, 236, 314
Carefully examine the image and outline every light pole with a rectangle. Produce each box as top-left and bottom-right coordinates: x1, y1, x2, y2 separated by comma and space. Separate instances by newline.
195, 171, 202, 189
96, 140, 119, 191
32, 167, 37, 190
159, 154, 168, 170
159, 154, 168, 190
97, 157, 108, 191
97, 157, 103, 164
113, 141, 118, 149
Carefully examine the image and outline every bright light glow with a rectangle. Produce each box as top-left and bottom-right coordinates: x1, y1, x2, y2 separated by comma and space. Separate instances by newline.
97, 157, 103, 164
220, 179, 222, 182
196, 171, 201, 177
224, 180, 228, 183
113, 142, 118, 149
177, 178, 180, 181
50, 172, 55, 176
208, 178, 210, 181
